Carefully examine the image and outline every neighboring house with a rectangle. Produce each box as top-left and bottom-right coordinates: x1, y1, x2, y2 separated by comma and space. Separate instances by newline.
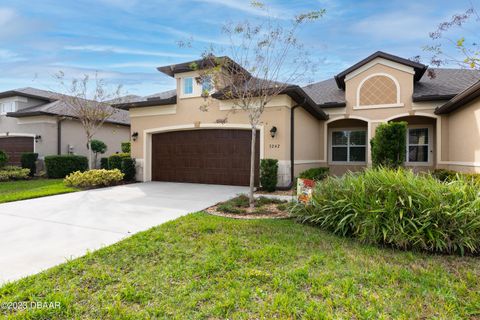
114, 51, 480, 187
0, 87, 131, 166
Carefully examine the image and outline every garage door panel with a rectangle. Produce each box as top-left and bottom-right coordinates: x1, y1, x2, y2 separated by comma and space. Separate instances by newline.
0, 137, 34, 166
152, 129, 260, 186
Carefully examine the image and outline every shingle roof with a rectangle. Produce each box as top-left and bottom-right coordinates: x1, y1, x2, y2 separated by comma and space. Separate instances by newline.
302, 79, 345, 107
5, 87, 130, 126
303, 68, 480, 107
113, 89, 177, 109
435, 80, 480, 114
413, 68, 480, 101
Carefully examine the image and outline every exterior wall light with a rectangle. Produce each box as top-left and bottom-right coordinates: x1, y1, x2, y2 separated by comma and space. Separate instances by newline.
132, 132, 139, 141
270, 126, 277, 138
35, 135, 42, 142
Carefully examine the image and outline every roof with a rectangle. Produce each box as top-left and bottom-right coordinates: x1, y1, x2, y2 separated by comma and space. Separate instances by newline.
3, 87, 130, 126
157, 56, 249, 78
302, 68, 480, 107
114, 89, 177, 109
435, 80, 480, 114
334, 51, 427, 90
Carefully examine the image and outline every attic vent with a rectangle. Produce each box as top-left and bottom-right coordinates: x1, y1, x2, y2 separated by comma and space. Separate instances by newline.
359, 75, 398, 106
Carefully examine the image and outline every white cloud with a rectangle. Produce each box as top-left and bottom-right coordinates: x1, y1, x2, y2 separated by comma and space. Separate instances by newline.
192, 0, 291, 19
0, 7, 44, 40
352, 12, 433, 41
63, 45, 195, 58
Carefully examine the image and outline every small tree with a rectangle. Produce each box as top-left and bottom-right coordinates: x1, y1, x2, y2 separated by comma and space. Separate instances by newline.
422, 7, 480, 74
54, 72, 123, 169
90, 139, 107, 169
186, 2, 324, 207
0, 150, 8, 167
371, 122, 407, 168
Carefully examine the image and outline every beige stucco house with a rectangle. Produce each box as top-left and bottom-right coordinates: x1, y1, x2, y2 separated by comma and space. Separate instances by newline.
115, 51, 480, 187
0, 87, 130, 166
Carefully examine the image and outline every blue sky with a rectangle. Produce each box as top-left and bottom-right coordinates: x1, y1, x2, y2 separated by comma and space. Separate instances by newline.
0, 0, 476, 96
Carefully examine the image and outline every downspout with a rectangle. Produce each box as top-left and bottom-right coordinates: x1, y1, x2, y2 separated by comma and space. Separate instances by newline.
57, 117, 65, 155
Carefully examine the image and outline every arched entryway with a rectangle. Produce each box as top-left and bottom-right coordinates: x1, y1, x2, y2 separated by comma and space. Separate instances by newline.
326, 117, 369, 176
387, 115, 437, 171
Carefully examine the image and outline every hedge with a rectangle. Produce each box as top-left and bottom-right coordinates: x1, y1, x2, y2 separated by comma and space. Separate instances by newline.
293, 167, 480, 255
259, 159, 278, 192
298, 167, 329, 181
21, 152, 38, 177
0, 150, 7, 167
371, 121, 407, 168
121, 142, 131, 153
431, 169, 480, 184
0, 166, 30, 181
64, 169, 124, 188
100, 157, 109, 169
108, 153, 130, 171
121, 158, 136, 181
44, 155, 88, 178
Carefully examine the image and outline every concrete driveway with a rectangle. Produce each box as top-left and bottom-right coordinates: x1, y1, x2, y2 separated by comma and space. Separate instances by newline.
0, 182, 247, 283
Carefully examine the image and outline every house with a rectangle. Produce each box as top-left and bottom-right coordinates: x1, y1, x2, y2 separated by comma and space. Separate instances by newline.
114, 51, 480, 187
0, 87, 131, 166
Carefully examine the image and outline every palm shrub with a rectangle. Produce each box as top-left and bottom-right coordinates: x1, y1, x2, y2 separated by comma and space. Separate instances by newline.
292, 167, 480, 255
259, 159, 278, 192
371, 122, 407, 168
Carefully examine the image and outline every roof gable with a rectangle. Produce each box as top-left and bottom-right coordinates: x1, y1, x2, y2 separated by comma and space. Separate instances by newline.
334, 51, 427, 90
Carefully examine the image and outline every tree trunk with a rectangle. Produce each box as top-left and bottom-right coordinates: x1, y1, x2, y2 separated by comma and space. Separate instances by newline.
87, 139, 93, 170
249, 126, 256, 209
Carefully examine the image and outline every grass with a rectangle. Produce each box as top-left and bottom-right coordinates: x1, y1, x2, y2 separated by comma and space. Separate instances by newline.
1, 213, 479, 319
0, 179, 77, 204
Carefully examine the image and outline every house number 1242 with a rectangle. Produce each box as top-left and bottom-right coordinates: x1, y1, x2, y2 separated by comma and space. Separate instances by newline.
269, 144, 280, 149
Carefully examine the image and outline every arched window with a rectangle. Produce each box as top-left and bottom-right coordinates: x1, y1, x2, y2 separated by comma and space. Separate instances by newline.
357, 74, 400, 107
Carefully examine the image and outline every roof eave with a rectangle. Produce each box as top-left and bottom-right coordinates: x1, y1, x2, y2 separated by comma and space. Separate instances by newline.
113, 96, 177, 110
0, 91, 54, 102
412, 94, 456, 102
7, 110, 130, 126
435, 82, 480, 114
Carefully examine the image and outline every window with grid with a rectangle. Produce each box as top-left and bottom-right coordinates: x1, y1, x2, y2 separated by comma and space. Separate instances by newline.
407, 128, 429, 162
359, 75, 397, 106
331, 130, 367, 162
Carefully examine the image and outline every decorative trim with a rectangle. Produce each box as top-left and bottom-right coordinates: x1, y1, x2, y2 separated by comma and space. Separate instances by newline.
345, 57, 415, 81
355, 72, 401, 109
143, 123, 265, 182
438, 161, 480, 167
130, 105, 176, 117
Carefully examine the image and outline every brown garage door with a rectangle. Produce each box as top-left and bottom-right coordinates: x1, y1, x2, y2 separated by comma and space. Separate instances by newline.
152, 129, 260, 186
0, 136, 34, 166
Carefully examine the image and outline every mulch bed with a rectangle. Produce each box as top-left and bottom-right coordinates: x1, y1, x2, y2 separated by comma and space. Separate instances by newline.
206, 201, 291, 220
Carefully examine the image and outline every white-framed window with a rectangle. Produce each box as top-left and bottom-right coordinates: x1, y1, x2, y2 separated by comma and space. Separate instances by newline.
406, 127, 431, 164
331, 129, 367, 163
183, 77, 193, 95
0, 102, 16, 115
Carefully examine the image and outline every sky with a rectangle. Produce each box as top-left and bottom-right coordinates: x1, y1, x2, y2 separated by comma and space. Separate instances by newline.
0, 0, 477, 97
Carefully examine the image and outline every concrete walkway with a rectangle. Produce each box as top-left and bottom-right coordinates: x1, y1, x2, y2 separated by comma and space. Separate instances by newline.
0, 182, 247, 284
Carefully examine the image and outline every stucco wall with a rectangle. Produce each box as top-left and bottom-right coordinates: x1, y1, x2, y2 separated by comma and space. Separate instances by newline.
444, 99, 480, 165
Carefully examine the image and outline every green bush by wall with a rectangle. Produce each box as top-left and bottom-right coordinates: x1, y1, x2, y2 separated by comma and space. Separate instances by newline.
260, 159, 278, 192
21, 152, 38, 177
298, 167, 329, 181
108, 153, 130, 171
121, 142, 131, 153
121, 158, 136, 181
44, 155, 88, 178
293, 167, 480, 255
100, 157, 109, 169
0, 150, 8, 167
371, 121, 407, 168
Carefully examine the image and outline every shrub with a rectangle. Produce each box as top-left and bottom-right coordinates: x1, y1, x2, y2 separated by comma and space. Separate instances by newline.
21, 152, 38, 177
298, 167, 329, 181
432, 169, 480, 184
0, 166, 30, 181
45, 155, 88, 178
121, 157, 136, 181
371, 122, 407, 168
100, 157, 109, 169
108, 153, 130, 171
0, 150, 8, 167
292, 167, 480, 255
64, 169, 124, 188
91, 139, 107, 154
121, 142, 131, 153
260, 159, 278, 192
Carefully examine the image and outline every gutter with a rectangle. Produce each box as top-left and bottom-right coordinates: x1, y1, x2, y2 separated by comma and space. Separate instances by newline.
57, 117, 66, 155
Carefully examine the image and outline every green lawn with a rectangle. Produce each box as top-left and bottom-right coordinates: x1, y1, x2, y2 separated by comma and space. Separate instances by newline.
0, 179, 77, 204
1, 214, 479, 319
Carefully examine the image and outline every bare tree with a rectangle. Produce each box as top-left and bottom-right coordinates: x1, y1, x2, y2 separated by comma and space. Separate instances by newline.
188, 2, 324, 207
54, 72, 123, 169
422, 6, 480, 75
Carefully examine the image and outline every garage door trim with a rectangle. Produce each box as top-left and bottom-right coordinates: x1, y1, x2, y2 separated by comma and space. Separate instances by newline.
143, 123, 264, 182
